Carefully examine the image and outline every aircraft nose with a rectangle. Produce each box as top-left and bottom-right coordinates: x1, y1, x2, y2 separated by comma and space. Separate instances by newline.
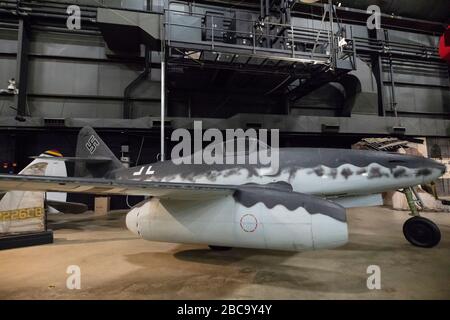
421, 157, 446, 183
126, 209, 139, 236
424, 157, 446, 173
434, 160, 446, 176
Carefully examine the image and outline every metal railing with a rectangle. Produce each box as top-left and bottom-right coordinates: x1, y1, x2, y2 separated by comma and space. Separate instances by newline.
164, 8, 334, 63
353, 36, 440, 60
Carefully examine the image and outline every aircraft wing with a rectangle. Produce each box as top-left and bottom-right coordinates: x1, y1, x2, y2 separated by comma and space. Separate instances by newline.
327, 194, 383, 209
30, 156, 112, 163
0, 174, 234, 200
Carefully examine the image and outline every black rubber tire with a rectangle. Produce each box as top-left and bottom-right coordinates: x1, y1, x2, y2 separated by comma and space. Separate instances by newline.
403, 216, 441, 248
208, 245, 232, 251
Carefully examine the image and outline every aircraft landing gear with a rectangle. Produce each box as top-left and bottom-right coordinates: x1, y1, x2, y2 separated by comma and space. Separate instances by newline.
403, 216, 441, 248
208, 245, 232, 251
402, 188, 441, 248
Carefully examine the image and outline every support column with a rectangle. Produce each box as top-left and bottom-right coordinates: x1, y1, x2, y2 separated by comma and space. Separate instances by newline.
14, 18, 30, 118
327, 0, 336, 70
160, 9, 166, 162
369, 28, 386, 117
160, 52, 165, 162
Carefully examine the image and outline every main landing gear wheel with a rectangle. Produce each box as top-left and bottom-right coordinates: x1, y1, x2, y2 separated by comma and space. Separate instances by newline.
403, 216, 441, 248
208, 245, 232, 251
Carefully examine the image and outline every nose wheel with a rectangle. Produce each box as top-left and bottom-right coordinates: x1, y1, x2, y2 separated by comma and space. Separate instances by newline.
403, 216, 441, 248
402, 187, 441, 248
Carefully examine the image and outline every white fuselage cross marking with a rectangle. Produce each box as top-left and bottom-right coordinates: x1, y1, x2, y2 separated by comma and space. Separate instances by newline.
133, 165, 155, 176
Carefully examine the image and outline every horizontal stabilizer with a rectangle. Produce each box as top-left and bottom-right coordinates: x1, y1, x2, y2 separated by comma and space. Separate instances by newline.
46, 200, 88, 214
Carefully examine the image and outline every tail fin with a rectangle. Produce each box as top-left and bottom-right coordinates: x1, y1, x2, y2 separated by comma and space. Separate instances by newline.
75, 126, 123, 178
0, 151, 66, 233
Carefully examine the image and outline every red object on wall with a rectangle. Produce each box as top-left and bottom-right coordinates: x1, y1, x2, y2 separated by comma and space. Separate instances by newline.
439, 25, 450, 63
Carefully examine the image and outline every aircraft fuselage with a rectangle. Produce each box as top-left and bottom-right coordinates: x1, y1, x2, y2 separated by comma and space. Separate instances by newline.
112, 148, 445, 197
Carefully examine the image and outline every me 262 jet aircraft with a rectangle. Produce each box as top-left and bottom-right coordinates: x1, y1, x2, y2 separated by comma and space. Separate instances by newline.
0, 127, 445, 251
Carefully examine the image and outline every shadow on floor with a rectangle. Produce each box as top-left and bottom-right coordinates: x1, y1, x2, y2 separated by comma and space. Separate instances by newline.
120, 248, 369, 294
48, 211, 127, 231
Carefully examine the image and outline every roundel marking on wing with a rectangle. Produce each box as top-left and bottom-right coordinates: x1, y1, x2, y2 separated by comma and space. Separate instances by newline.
240, 214, 258, 233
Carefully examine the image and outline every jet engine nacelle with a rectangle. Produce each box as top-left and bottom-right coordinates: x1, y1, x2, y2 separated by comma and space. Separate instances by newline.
126, 187, 348, 252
